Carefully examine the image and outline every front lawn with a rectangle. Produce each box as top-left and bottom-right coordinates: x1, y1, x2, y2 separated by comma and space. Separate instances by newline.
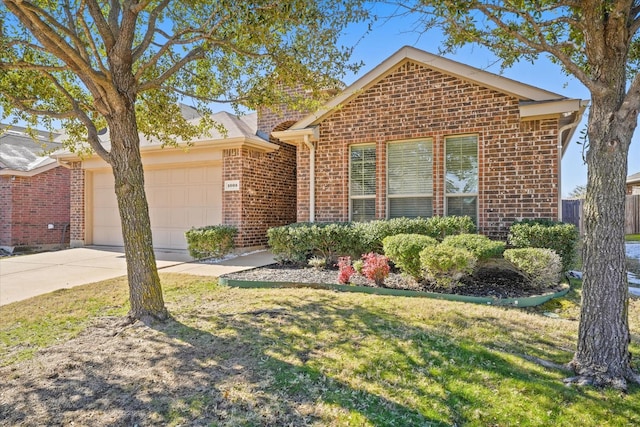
1, 273, 639, 426
627, 234, 640, 242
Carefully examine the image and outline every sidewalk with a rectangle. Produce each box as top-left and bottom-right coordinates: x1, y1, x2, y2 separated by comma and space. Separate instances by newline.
0, 248, 274, 306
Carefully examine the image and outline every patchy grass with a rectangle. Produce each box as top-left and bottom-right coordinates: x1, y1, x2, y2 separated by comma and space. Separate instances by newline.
1, 273, 639, 426
626, 234, 640, 242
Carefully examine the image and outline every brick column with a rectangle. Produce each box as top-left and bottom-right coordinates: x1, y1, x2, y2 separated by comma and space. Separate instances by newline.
70, 162, 85, 247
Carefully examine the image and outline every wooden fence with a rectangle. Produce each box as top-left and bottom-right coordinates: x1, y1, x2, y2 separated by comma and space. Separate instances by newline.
562, 195, 640, 235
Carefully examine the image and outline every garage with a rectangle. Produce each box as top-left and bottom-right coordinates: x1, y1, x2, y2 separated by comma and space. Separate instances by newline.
90, 164, 223, 250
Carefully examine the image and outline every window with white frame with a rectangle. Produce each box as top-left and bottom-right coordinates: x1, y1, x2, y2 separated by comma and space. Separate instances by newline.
350, 144, 376, 221
445, 135, 478, 223
387, 139, 433, 218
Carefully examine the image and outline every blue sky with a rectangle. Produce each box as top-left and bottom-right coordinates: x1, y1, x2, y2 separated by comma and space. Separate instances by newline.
336, 6, 640, 198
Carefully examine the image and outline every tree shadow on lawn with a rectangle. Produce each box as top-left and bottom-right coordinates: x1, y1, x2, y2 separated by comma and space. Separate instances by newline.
2, 292, 637, 426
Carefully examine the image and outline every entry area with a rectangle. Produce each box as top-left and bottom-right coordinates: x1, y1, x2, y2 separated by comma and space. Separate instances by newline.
89, 163, 223, 250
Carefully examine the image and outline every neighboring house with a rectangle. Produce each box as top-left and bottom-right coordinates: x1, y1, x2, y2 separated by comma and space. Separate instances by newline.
54, 108, 297, 250
273, 46, 588, 239
0, 126, 70, 252
628, 172, 640, 195
54, 46, 589, 252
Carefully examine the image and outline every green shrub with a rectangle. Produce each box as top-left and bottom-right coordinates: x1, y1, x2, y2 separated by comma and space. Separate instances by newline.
508, 219, 579, 271
420, 245, 476, 287
307, 223, 364, 264
185, 225, 237, 259
441, 234, 505, 260
383, 234, 438, 279
355, 217, 431, 252
267, 222, 364, 265
424, 216, 477, 241
503, 248, 562, 289
267, 223, 314, 264
355, 216, 476, 252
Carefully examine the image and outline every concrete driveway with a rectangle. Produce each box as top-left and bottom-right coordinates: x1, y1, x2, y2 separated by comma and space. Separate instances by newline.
0, 247, 274, 306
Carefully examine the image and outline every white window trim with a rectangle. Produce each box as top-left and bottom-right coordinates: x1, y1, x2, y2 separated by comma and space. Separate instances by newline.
444, 134, 479, 221
386, 138, 434, 219
349, 143, 376, 221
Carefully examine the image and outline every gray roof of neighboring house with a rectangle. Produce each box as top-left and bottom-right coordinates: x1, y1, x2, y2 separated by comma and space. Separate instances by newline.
0, 125, 61, 172
628, 172, 640, 184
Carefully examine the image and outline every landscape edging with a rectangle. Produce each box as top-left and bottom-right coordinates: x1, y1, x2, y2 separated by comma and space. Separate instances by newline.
218, 276, 570, 307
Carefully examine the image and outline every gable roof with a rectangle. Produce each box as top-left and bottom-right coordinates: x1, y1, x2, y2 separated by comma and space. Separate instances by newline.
274, 46, 588, 153
0, 125, 62, 176
628, 172, 640, 185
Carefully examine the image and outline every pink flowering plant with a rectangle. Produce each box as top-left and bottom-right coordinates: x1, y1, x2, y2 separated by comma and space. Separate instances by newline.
337, 256, 356, 284
361, 252, 390, 286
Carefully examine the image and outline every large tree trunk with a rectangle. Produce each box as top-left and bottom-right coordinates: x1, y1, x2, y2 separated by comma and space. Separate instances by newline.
569, 96, 637, 390
108, 107, 168, 322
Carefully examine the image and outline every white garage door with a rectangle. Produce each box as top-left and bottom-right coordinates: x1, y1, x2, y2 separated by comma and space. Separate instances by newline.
91, 165, 223, 250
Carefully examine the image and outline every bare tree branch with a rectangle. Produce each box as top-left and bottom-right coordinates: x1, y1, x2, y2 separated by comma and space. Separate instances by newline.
131, 0, 170, 61
84, 0, 116, 50
138, 46, 205, 91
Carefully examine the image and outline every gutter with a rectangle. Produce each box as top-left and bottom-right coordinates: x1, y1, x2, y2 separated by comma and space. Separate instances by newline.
557, 103, 587, 221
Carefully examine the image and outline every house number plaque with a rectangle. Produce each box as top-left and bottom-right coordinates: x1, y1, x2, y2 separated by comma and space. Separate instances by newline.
224, 180, 240, 192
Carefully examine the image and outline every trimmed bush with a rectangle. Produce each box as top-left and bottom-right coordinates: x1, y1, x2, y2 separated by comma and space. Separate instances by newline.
267, 222, 364, 265
504, 248, 562, 289
356, 217, 430, 252
508, 219, 579, 272
267, 223, 314, 264
420, 245, 476, 287
356, 216, 476, 252
424, 216, 476, 241
441, 234, 505, 261
383, 234, 438, 279
185, 225, 237, 259
307, 223, 364, 264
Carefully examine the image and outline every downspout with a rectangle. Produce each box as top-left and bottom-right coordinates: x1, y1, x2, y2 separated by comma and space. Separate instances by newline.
303, 134, 315, 223
558, 114, 583, 221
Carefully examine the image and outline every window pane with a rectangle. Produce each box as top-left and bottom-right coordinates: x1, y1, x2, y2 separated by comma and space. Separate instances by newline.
446, 196, 477, 223
388, 140, 433, 195
389, 197, 433, 218
446, 135, 478, 194
351, 198, 375, 222
351, 145, 376, 196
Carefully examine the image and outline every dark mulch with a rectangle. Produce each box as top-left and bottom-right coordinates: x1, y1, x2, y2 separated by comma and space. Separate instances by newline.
224, 260, 565, 300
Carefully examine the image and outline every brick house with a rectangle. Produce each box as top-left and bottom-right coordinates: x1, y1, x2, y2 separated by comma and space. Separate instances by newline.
0, 126, 70, 252
628, 172, 640, 195
54, 46, 588, 252
273, 46, 588, 239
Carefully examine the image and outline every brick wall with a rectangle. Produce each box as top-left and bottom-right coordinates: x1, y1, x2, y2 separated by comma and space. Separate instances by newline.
298, 60, 560, 239
0, 166, 70, 248
69, 162, 85, 246
223, 122, 298, 247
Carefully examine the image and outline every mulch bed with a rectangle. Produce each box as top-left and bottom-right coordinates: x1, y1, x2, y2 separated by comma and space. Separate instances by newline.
223, 261, 565, 299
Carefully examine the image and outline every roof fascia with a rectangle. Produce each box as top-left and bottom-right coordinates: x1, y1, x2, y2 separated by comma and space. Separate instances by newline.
0, 160, 60, 177
53, 136, 279, 162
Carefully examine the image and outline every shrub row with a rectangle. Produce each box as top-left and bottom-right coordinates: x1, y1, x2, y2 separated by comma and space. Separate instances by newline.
267, 216, 476, 264
382, 233, 562, 289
